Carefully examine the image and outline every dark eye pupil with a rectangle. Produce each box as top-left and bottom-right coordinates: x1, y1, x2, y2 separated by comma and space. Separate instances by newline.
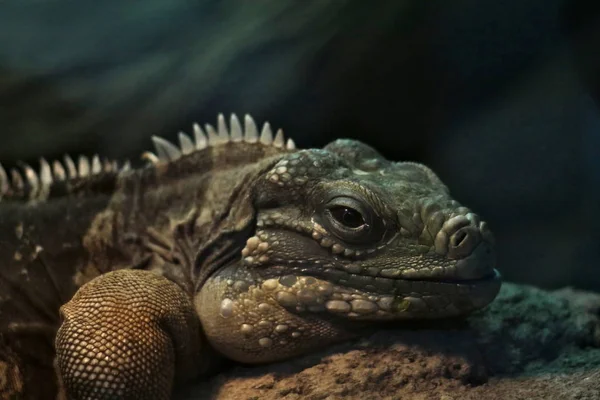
331, 206, 365, 228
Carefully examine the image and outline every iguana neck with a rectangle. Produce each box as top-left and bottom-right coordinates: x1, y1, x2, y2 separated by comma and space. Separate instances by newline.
82, 143, 290, 294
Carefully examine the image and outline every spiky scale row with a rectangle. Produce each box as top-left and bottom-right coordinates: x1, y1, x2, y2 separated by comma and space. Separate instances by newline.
0, 112, 296, 201
0, 154, 129, 201
144, 113, 297, 165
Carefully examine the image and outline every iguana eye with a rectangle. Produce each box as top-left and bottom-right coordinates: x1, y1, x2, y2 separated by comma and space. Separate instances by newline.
322, 196, 383, 244
329, 206, 365, 228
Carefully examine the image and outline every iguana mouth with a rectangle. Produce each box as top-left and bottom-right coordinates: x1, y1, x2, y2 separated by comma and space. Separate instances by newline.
315, 267, 500, 287
255, 262, 501, 320
416, 269, 500, 284
258, 231, 499, 293
261, 264, 500, 294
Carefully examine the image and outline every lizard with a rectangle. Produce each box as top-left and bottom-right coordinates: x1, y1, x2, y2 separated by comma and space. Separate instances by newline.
0, 113, 502, 399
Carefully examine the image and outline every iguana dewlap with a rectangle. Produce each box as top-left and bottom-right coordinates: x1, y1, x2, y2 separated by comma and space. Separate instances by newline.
0, 114, 501, 399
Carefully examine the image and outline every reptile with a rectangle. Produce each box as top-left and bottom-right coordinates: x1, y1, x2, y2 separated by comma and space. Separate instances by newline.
0, 113, 501, 399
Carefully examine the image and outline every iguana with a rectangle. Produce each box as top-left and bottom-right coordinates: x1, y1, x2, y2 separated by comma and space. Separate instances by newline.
0, 114, 501, 399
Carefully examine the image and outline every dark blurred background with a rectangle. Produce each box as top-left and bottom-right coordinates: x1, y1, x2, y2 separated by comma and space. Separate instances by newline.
0, 0, 598, 291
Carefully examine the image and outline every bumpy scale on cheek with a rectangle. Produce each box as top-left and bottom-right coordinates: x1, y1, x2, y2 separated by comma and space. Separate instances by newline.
196, 268, 355, 363
264, 274, 431, 319
241, 235, 271, 265
199, 267, 468, 360
270, 273, 489, 320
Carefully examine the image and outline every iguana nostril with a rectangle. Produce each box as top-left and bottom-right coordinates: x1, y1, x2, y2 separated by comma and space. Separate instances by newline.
433, 214, 484, 259
448, 226, 481, 258
451, 230, 468, 247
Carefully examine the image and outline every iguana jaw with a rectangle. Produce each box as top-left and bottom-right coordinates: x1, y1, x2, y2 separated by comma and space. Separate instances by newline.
248, 246, 501, 321
195, 258, 500, 364
294, 272, 500, 320
258, 273, 500, 322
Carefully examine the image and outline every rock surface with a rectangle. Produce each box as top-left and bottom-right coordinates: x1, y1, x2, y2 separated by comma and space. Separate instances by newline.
177, 282, 600, 400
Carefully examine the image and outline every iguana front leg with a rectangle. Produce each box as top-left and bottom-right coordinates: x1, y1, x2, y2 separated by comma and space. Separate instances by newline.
55, 269, 203, 400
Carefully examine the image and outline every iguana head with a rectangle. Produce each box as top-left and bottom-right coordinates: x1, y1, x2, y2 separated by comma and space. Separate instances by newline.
243, 139, 501, 320
187, 114, 501, 363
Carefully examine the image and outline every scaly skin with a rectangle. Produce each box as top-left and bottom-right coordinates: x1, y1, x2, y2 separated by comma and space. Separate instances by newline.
0, 114, 501, 399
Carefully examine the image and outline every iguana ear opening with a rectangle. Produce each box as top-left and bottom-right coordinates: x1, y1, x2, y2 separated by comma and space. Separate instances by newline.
192, 198, 257, 291
323, 139, 389, 172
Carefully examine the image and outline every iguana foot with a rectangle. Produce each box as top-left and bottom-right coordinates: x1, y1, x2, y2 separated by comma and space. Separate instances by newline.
55, 269, 201, 400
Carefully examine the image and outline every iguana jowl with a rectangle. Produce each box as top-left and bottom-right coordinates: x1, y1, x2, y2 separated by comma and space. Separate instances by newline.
0, 114, 501, 399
